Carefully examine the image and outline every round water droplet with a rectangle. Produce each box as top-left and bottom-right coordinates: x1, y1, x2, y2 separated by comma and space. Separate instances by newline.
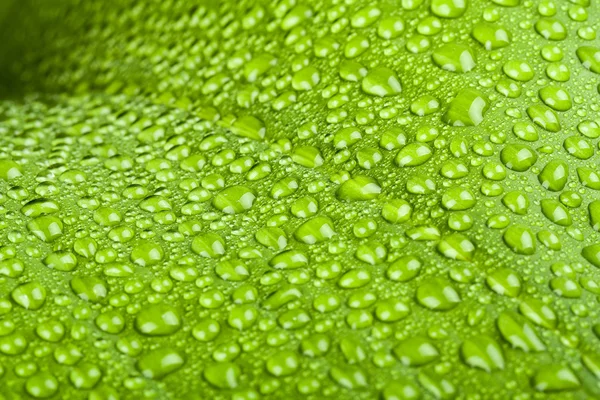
11, 282, 47, 310
431, 0, 468, 18
535, 18, 567, 40
533, 365, 580, 392
135, 304, 182, 336
461, 335, 505, 372
361, 67, 402, 97
212, 186, 255, 214
394, 336, 439, 366
395, 143, 432, 167
416, 278, 461, 311
441, 187, 476, 210
26, 372, 59, 398
0, 160, 22, 180
432, 43, 476, 73
472, 22, 511, 50
138, 348, 185, 379
503, 60, 534, 81
503, 225, 536, 255
266, 350, 300, 376
500, 144, 538, 172
442, 89, 489, 126
336, 175, 381, 201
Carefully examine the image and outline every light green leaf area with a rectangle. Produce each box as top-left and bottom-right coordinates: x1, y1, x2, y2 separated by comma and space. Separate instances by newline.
0, 0, 599, 398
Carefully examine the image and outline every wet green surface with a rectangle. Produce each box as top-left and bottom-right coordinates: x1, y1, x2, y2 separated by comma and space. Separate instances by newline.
1, 0, 600, 398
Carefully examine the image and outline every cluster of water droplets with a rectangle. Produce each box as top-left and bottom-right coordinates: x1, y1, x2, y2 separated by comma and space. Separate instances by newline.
1, 0, 600, 398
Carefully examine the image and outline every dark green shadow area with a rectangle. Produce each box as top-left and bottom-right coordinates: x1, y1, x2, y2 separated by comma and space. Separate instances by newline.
0, 0, 44, 99
0, 0, 157, 100
0, 0, 223, 103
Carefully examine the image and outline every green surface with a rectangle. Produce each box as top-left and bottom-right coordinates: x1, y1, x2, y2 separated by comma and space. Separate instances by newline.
1, 0, 600, 399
